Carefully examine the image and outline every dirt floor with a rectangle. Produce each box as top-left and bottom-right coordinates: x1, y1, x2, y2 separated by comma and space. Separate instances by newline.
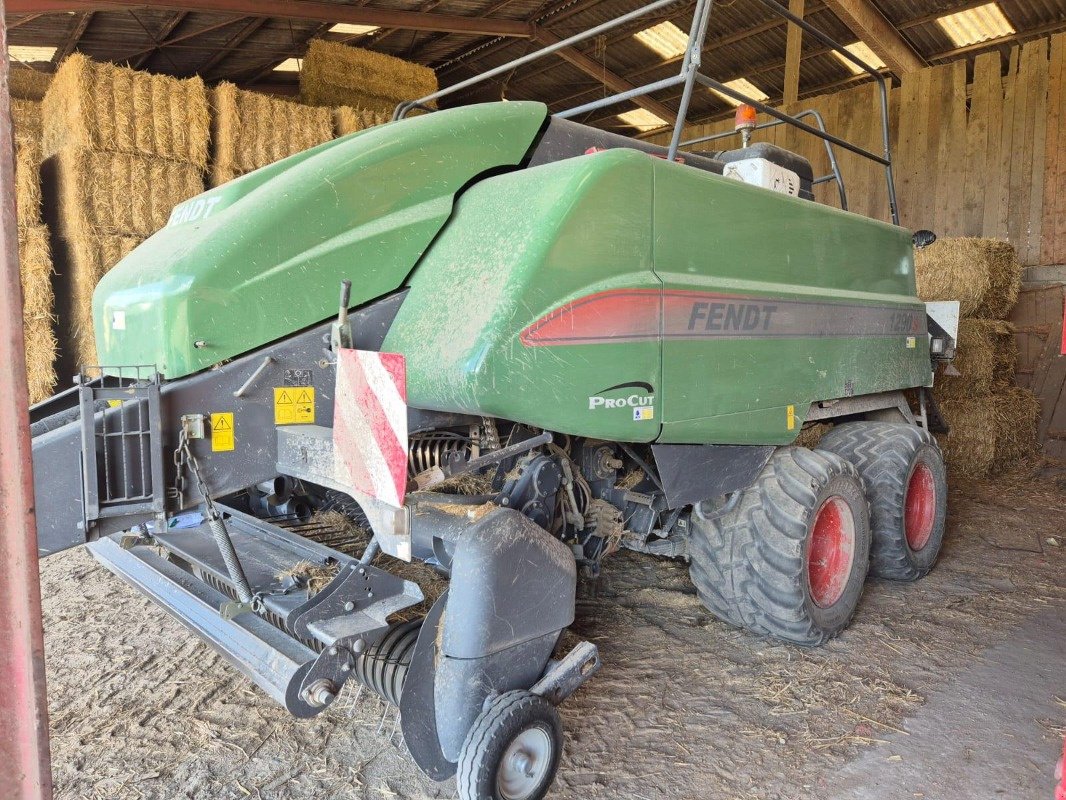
41, 472, 1066, 800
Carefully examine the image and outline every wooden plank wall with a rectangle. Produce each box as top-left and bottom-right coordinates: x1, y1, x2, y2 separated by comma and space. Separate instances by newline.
649, 31, 1066, 265
1010, 284, 1066, 461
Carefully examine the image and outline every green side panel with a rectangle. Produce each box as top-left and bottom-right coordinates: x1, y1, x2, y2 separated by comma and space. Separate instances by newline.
651, 160, 931, 445
93, 102, 548, 378
384, 149, 662, 442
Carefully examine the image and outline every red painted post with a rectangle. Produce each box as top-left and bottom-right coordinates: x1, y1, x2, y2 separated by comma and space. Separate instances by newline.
0, 3, 55, 798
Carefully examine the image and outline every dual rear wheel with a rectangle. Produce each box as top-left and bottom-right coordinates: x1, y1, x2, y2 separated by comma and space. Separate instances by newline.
689, 423, 947, 646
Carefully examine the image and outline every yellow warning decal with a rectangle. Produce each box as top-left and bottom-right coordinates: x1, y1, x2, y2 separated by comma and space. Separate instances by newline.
906, 336, 917, 348
274, 386, 315, 425
211, 412, 235, 452
786, 404, 796, 431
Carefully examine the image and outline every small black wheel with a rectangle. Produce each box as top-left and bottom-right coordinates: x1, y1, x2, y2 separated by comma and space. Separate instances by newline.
457, 690, 563, 800
689, 446, 872, 646
818, 422, 948, 580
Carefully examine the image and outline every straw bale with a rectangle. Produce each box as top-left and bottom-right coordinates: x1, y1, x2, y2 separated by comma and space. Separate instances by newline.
209, 83, 333, 186
52, 149, 203, 238
973, 241, 1021, 319
12, 100, 44, 228
794, 422, 831, 450
936, 396, 997, 478
15, 133, 43, 229
936, 387, 1041, 477
11, 98, 42, 142
333, 105, 389, 137
933, 319, 1016, 400
42, 53, 209, 167
300, 40, 437, 116
62, 234, 142, 368
9, 67, 51, 101
992, 387, 1040, 473
914, 238, 1020, 319
18, 225, 56, 403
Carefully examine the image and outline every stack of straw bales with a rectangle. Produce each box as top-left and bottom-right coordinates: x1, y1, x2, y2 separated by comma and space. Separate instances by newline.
299, 40, 437, 117
915, 238, 1038, 476
12, 98, 57, 403
209, 82, 333, 185
333, 105, 389, 137
42, 54, 209, 368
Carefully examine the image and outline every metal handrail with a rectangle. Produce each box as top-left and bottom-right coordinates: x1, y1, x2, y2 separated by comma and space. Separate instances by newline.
394, 0, 899, 226
680, 109, 849, 212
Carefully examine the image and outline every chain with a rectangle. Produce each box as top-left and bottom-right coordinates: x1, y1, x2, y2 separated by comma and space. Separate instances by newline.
173, 427, 220, 517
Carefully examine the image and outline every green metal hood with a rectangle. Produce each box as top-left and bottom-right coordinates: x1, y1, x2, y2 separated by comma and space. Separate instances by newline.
93, 101, 548, 378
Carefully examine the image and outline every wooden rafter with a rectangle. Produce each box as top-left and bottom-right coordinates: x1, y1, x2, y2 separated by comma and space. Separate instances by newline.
199, 16, 267, 77
533, 29, 676, 123
243, 22, 330, 86
782, 0, 804, 105
820, 0, 924, 74
431, 0, 611, 75
8, 12, 47, 29
54, 11, 92, 63
4, 0, 535, 39
130, 10, 185, 69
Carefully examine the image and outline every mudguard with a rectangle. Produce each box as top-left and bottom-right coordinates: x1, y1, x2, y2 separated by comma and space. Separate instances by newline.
401, 506, 576, 771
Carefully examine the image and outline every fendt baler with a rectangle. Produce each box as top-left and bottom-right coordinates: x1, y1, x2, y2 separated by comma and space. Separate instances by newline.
29, 5, 959, 796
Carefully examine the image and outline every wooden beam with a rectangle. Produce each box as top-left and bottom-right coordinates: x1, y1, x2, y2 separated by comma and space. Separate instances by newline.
130, 9, 184, 68
782, 0, 804, 105
820, 0, 924, 74
433, 0, 615, 74
54, 11, 91, 62
532, 28, 676, 123
199, 16, 266, 77
8, 12, 47, 28
4, 0, 536, 38
243, 22, 330, 85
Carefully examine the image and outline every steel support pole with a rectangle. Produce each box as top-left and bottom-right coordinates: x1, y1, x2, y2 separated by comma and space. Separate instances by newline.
0, 3, 54, 798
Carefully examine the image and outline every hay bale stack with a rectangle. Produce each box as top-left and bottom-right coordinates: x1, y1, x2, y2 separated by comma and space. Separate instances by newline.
60, 235, 143, 368
18, 226, 57, 403
10, 98, 57, 401
42, 54, 209, 167
915, 238, 1021, 319
210, 82, 334, 185
934, 319, 1017, 400
42, 54, 208, 372
333, 105, 389, 137
9, 67, 51, 101
52, 150, 202, 238
13, 100, 43, 228
299, 40, 437, 117
936, 387, 1040, 477
991, 387, 1040, 472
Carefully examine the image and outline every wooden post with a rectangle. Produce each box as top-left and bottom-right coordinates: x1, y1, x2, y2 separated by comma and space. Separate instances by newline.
783, 0, 805, 105
0, 2, 54, 798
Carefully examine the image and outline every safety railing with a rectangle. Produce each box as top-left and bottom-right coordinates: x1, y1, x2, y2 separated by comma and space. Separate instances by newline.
394, 0, 899, 226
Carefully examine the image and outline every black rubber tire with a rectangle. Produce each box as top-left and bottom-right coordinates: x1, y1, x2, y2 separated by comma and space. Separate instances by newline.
457, 691, 563, 800
689, 446, 872, 646
818, 422, 948, 581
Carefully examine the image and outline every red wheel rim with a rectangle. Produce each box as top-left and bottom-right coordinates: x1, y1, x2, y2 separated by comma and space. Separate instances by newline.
904, 462, 936, 551
807, 496, 856, 608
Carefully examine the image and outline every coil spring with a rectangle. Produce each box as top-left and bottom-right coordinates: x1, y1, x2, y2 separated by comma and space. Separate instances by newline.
408, 432, 471, 477
354, 619, 422, 706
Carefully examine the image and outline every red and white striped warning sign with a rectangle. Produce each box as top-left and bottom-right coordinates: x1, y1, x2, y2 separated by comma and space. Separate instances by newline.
333, 349, 408, 508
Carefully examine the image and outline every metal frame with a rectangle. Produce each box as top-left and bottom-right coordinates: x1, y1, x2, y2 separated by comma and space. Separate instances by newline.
78, 366, 166, 528
394, 0, 899, 226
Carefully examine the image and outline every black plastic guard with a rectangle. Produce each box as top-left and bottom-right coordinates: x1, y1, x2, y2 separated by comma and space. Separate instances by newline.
652, 443, 776, 508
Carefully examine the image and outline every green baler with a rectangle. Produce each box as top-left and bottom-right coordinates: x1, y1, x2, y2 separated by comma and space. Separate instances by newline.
31, 95, 955, 799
